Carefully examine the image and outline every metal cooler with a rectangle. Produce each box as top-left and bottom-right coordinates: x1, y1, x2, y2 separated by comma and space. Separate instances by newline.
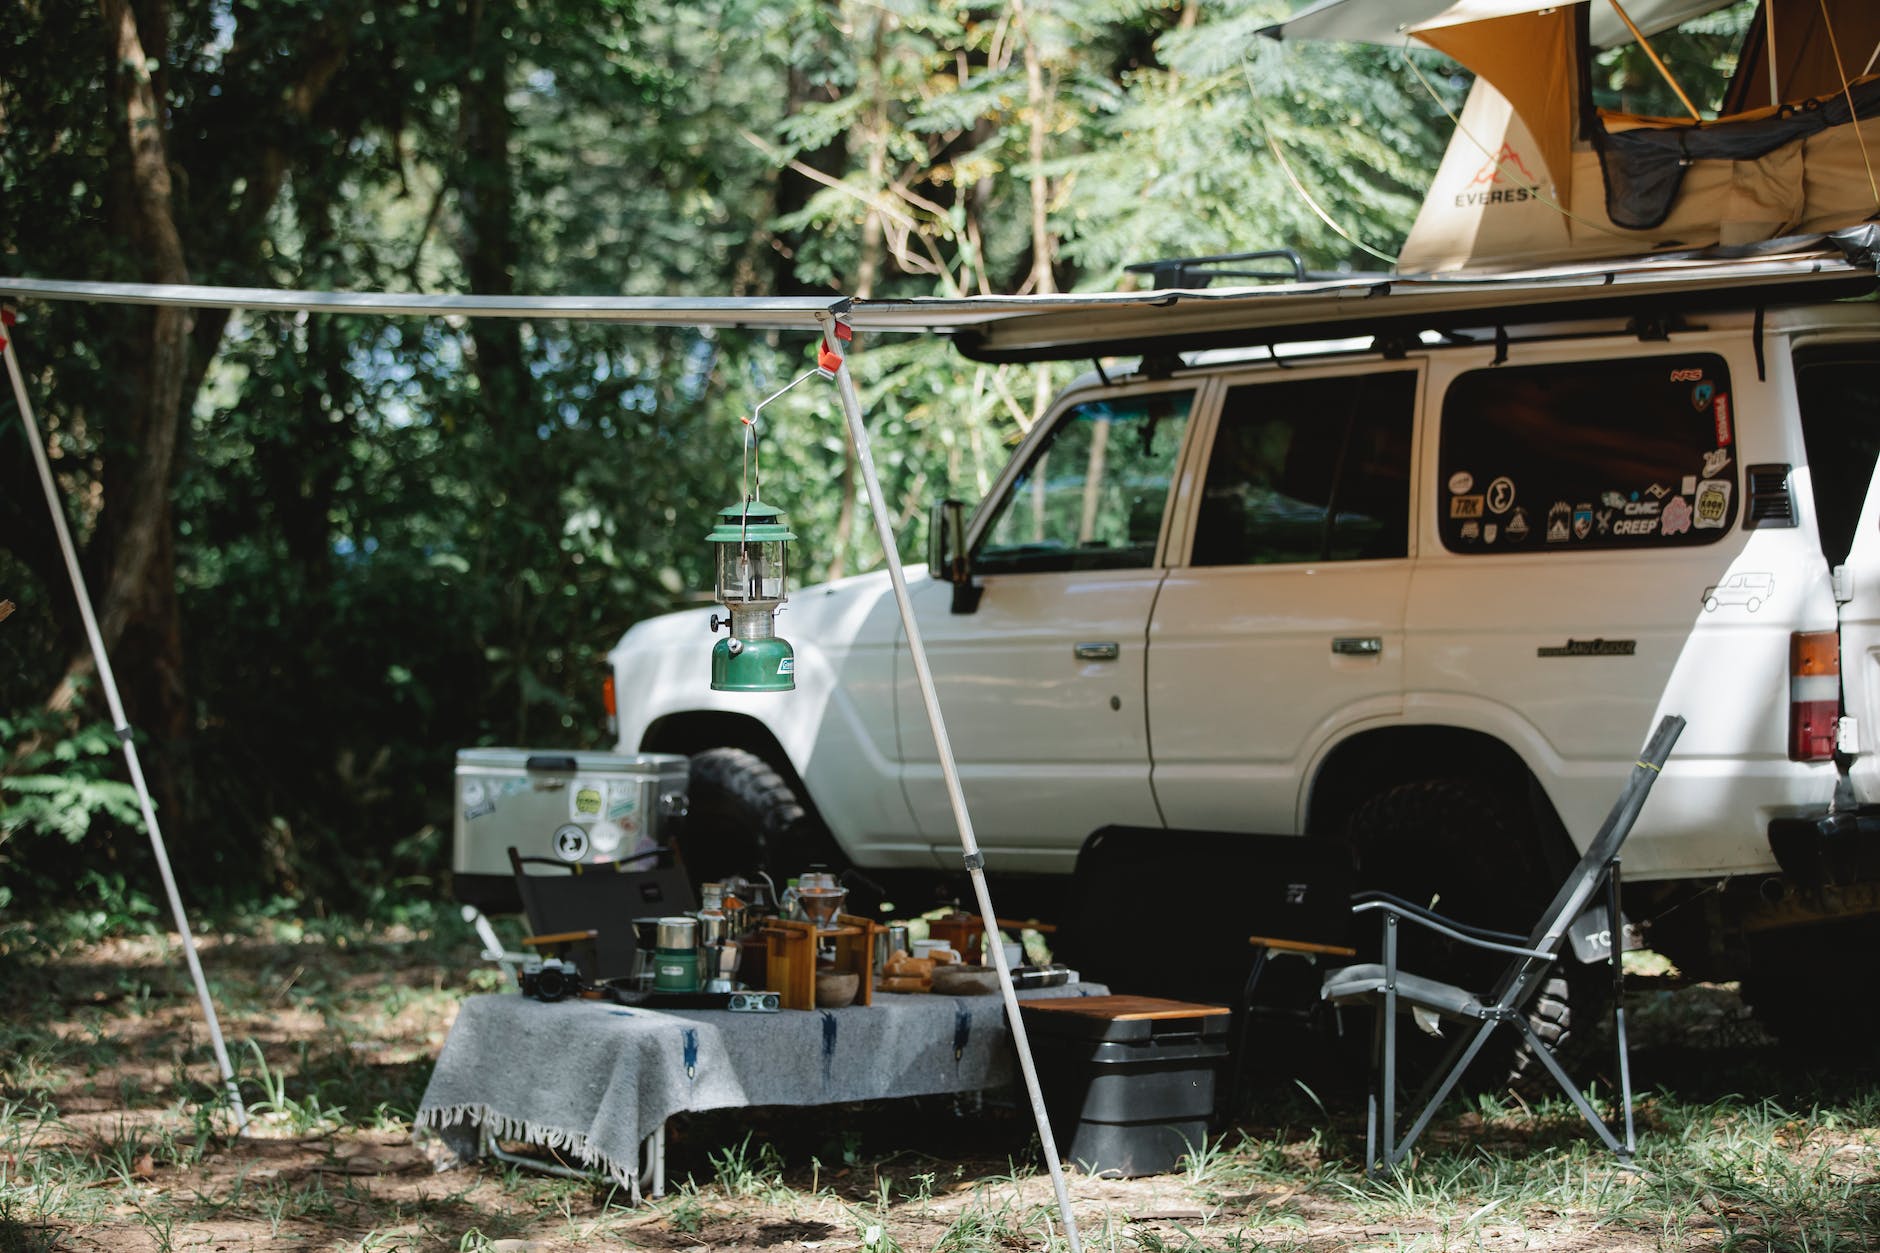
452, 748, 690, 908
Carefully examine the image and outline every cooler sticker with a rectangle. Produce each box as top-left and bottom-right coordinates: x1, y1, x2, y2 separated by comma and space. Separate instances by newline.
1505, 508, 1530, 541
463, 798, 496, 822
1546, 501, 1571, 543
1448, 471, 1475, 495
1714, 394, 1733, 446
1682, 475, 1697, 495
1486, 477, 1516, 514
1694, 479, 1732, 528
553, 824, 590, 861
1661, 496, 1693, 536
606, 785, 640, 824
1572, 504, 1593, 540
1701, 573, 1773, 612
1460, 521, 1481, 541
571, 783, 605, 821
778, 657, 795, 675
1671, 367, 1705, 383
1484, 522, 1499, 544
1450, 494, 1485, 519
1702, 448, 1731, 477
461, 780, 486, 807
1691, 380, 1715, 409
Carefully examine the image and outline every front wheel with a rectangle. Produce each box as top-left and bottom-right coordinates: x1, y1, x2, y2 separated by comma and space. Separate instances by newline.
682, 747, 819, 887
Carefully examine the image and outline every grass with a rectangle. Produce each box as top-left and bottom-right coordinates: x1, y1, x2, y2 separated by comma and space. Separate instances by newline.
1, 912, 1878, 1250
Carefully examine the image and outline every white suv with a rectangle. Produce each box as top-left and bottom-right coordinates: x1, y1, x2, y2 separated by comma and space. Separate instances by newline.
608, 273, 1880, 1031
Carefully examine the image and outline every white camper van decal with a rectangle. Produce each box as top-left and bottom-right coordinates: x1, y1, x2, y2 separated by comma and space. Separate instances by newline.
1701, 572, 1774, 613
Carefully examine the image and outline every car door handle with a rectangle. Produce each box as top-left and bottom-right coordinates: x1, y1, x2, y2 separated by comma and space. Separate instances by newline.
1332, 637, 1383, 657
1073, 641, 1120, 661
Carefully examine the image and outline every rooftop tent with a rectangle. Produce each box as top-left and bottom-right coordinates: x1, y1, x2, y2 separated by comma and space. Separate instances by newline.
1264, 0, 1880, 272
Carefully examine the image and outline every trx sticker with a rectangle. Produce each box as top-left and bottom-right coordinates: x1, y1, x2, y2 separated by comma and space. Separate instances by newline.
1505, 508, 1530, 541
1702, 448, 1731, 477
1572, 504, 1593, 540
1538, 637, 1636, 657
1691, 380, 1715, 409
1450, 494, 1485, 519
1714, 394, 1733, 446
1486, 477, 1516, 514
571, 783, 604, 820
1448, 471, 1475, 494
1660, 496, 1693, 536
1694, 479, 1731, 528
778, 657, 795, 675
553, 824, 590, 861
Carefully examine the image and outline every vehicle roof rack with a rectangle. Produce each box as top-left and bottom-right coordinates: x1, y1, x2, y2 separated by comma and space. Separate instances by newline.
1122, 249, 1383, 290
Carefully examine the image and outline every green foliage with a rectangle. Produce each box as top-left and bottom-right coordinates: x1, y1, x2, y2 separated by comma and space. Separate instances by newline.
0, 0, 1460, 911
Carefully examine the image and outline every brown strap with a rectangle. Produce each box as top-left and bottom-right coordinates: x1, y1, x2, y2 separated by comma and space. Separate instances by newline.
522, 930, 598, 947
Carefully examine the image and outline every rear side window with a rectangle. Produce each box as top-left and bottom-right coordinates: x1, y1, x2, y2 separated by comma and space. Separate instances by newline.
1794, 344, 1880, 568
1438, 354, 1739, 553
1190, 372, 1415, 566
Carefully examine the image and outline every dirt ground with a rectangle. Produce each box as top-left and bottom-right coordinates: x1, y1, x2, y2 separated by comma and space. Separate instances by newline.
2, 917, 1878, 1251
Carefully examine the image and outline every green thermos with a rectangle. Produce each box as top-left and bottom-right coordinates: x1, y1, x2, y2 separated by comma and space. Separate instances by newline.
654, 916, 700, 993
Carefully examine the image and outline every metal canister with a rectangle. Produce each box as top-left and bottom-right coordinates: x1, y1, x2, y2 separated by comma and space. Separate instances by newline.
887, 923, 911, 958
654, 916, 700, 992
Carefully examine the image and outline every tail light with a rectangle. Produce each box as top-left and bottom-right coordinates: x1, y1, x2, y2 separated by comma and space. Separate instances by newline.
1789, 630, 1839, 761
602, 673, 618, 737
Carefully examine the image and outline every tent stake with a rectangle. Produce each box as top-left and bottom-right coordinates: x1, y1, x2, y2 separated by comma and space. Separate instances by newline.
2, 324, 249, 1133
819, 312, 1083, 1253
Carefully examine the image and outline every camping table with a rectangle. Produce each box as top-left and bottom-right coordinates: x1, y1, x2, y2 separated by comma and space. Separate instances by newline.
415, 982, 1108, 1201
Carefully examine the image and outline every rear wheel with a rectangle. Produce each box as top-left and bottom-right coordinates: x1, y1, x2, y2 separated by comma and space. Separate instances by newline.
683, 747, 819, 887
1346, 778, 1601, 1092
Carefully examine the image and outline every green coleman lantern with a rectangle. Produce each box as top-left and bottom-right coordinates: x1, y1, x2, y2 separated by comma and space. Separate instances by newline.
708, 499, 796, 693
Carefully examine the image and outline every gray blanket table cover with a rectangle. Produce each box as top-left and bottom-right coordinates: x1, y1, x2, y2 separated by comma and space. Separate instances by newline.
415, 983, 1108, 1185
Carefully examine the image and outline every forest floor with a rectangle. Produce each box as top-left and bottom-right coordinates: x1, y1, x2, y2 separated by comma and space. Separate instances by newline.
2, 910, 1878, 1252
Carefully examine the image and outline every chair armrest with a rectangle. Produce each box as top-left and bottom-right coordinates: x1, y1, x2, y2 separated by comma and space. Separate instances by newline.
522, 929, 601, 948
1350, 898, 1553, 960
1350, 891, 1531, 944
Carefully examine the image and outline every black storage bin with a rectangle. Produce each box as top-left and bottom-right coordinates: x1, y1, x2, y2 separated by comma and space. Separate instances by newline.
1020, 996, 1230, 1178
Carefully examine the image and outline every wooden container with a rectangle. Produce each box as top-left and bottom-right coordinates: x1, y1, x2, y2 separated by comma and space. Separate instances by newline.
762, 915, 879, 1010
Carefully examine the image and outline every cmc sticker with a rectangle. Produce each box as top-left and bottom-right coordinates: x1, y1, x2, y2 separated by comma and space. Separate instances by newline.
1694, 479, 1732, 528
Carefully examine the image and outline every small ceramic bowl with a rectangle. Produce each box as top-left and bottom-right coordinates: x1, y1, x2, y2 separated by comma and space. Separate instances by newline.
815, 970, 861, 1008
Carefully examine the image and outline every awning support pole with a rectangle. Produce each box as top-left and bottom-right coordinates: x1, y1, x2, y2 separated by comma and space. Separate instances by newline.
2, 321, 249, 1133
819, 312, 1082, 1253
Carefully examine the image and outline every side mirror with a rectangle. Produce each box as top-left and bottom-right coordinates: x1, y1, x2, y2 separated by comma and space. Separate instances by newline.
927, 499, 983, 614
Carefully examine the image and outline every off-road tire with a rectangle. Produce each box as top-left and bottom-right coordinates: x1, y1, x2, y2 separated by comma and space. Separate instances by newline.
1346, 778, 1600, 1093
684, 747, 815, 887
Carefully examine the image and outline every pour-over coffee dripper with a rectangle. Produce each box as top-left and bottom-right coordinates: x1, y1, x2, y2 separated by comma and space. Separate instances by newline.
795, 871, 847, 931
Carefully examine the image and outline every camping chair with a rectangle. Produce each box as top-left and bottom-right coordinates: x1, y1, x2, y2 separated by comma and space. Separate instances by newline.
507, 845, 697, 984
1323, 713, 1684, 1175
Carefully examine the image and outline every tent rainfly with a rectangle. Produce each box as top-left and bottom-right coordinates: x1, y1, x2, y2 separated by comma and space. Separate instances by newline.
1264, 0, 1880, 272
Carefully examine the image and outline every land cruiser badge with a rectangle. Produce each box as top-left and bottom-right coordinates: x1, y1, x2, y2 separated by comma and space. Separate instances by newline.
1538, 638, 1637, 658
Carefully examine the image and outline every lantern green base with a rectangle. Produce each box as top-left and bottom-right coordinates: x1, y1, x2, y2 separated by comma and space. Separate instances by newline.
711, 636, 796, 693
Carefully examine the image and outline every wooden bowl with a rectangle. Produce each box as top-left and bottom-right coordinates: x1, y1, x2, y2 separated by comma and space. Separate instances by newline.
815, 970, 860, 1008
